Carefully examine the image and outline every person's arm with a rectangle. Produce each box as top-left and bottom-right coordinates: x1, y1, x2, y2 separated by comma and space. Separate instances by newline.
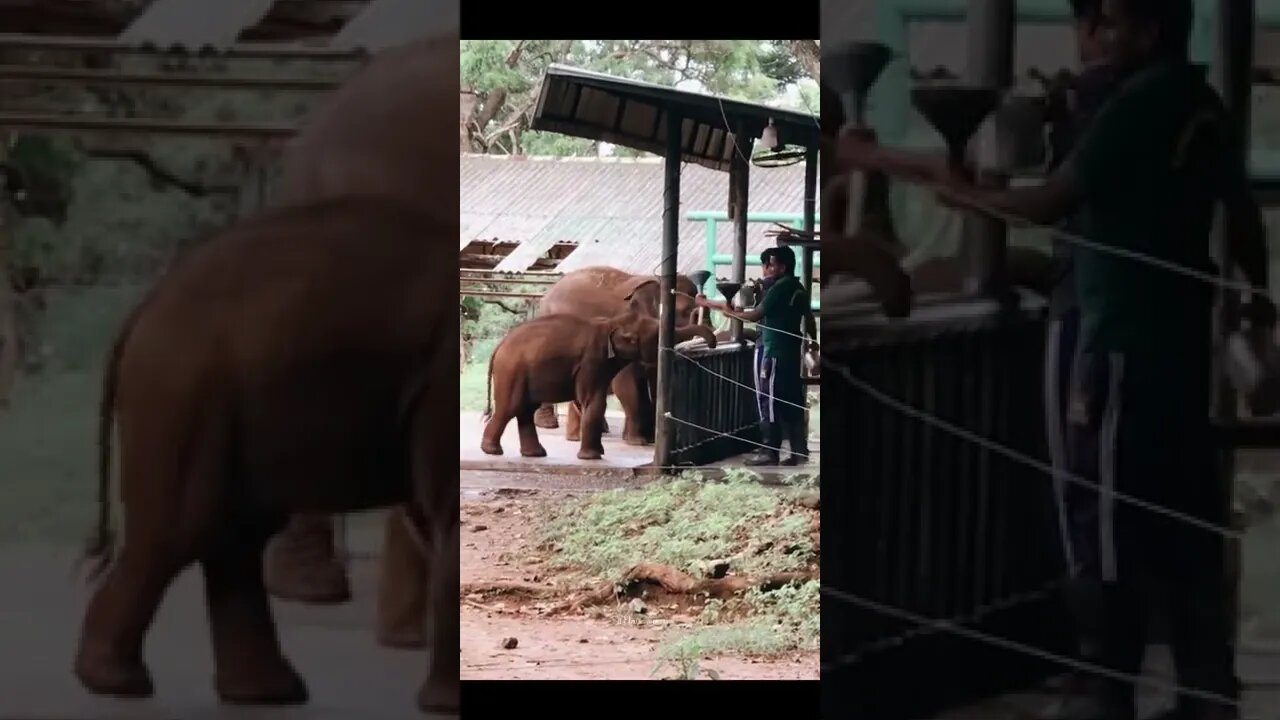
1216, 123, 1276, 327
934, 165, 1086, 228
836, 127, 949, 186
803, 305, 819, 348
695, 295, 765, 323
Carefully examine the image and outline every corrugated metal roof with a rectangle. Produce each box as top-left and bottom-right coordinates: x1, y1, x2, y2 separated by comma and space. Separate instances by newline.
117, 0, 277, 51
460, 154, 816, 275
330, 0, 457, 51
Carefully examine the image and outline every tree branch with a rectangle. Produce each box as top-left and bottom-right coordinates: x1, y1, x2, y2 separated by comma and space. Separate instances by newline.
789, 40, 820, 83
81, 147, 235, 197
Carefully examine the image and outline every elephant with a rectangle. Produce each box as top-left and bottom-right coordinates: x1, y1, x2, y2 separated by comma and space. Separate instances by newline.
257, 34, 459, 611
72, 195, 459, 714
483, 312, 716, 460
532, 266, 701, 445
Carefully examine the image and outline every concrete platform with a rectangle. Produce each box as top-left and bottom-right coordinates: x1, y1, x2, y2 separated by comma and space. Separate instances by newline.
0, 523, 442, 720
458, 411, 820, 480
459, 410, 654, 474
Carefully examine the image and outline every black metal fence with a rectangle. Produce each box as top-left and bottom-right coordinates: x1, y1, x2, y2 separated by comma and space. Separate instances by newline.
667, 342, 762, 466
821, 295, 1074, 719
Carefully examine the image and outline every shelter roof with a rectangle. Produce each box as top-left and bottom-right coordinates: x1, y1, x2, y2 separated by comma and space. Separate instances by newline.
531, 63, 820, 173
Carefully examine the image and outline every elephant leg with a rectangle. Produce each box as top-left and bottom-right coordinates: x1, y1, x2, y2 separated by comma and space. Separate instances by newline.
74, 411, 214, 699
418, 516, 459, 714
613, 365, 651, 446
409, 351, 459, 714
376, 506, 429, 650
564, 400, 582, 442
516, 409, 546, 457
202, 512, 307, 705
533, 403, 559, 429
74, 543, 189, 698
480, 412, 508, 455
263, 513, 351, 604
576, 393, 607, 460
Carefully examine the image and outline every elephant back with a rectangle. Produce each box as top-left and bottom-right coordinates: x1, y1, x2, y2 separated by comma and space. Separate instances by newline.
272, 35, 458, 219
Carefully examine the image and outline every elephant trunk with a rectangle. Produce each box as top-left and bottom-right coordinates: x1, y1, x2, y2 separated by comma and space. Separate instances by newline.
676, 324, 717, 349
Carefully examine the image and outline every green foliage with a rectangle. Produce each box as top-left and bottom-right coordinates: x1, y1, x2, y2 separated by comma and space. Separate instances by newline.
540, 469, 817, 580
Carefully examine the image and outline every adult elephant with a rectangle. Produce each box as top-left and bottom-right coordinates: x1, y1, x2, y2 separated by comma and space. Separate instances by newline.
532, 266, 701, 445
484, 312, 716, 460
258, 34, 457, 620
71, 202, 458, 711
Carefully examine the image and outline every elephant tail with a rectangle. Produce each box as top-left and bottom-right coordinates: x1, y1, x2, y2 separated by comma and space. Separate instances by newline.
482, 352, 494, 421
78, 301, 142, 583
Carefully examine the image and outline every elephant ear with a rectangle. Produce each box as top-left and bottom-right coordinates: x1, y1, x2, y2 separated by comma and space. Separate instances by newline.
618, 275, 659, 302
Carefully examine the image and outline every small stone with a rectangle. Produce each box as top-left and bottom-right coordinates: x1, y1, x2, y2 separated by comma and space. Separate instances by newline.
629, 599, 647, 614
494, 507, 505, 513
500, 637, 518, 649
579, 638, 589, 643
474, 524, 489, 532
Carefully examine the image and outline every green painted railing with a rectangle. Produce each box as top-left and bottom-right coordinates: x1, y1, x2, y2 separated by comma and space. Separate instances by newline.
686, 209, 821, 309
867, 0, 1280, 180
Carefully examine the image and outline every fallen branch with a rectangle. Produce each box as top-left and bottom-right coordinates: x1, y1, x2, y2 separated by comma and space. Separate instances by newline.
461, 580, 559, 597
552, 562, 816, 614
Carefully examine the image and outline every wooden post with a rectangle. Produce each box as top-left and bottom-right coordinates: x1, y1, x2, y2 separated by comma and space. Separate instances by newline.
653, 110, 683, 470
1213, 0, 1254, 648
0, 145, 16, 406
801, 144, 818, 292
963, 0, 1015, 299
730, 120, 751, 343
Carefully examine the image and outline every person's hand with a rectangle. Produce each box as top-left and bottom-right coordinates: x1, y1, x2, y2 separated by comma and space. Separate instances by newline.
933, 164, 978, 210
836, 125, 879, 173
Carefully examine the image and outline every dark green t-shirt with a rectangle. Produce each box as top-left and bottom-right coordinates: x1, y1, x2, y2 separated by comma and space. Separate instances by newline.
759, 274, 809, 358
1068, 61, 1235, 355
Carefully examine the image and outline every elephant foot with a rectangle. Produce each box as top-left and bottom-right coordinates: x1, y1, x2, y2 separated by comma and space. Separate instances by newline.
418, 674, 461, 715
622, 433, 649, 447
480, 441, 503, 456
216, 657, 308, 706
520, 445, 547, 458
577, 447, 603, 461
565, 430, 581, 442
74, 647, 154, 698
264, 515, 351, 605
533, 409, 559, 429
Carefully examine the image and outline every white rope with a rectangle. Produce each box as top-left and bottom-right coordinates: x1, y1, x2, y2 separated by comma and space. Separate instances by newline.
664, 412, 816, 459
664, 347, 811, 411
821, 575, 1072, 672
822, 585, 1260, 718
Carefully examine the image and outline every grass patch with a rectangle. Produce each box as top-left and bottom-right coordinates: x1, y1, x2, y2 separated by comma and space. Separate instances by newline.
540, 468, 820, 668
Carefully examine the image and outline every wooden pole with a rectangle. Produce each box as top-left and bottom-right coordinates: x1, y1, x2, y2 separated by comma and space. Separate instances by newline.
730, 120, 750, 343
654, 110, 683, 470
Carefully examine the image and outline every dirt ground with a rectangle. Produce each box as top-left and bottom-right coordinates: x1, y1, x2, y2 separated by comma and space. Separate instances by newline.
459, 488, 820, 680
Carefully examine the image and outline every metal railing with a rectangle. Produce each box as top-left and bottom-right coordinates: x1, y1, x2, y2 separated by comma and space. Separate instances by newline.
666, 342, 762, 466
822, 294, 1074, 720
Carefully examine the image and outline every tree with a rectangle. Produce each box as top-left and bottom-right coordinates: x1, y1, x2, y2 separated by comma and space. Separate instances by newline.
460, 40, 820, 157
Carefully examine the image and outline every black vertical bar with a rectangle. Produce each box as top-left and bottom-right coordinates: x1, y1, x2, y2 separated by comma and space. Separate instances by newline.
963, 0, 1015, 299
1214, 0, 1254, 645
802, 144, 818, 293
654, 110, 682, 470
731, 120, 751, 343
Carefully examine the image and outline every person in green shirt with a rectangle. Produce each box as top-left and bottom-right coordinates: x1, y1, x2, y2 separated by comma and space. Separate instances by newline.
838, 1, 1274, 718
696, 246, 818, 466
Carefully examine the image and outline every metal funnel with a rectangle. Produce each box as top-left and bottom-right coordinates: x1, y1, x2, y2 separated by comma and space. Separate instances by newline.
823, 42, 894, 127
689, 270, 712, 294
910, 85, 1001, 166
715, 280, 743, 306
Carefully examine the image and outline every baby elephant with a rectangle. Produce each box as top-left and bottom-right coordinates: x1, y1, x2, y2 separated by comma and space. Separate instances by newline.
482, 312, 716, 460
